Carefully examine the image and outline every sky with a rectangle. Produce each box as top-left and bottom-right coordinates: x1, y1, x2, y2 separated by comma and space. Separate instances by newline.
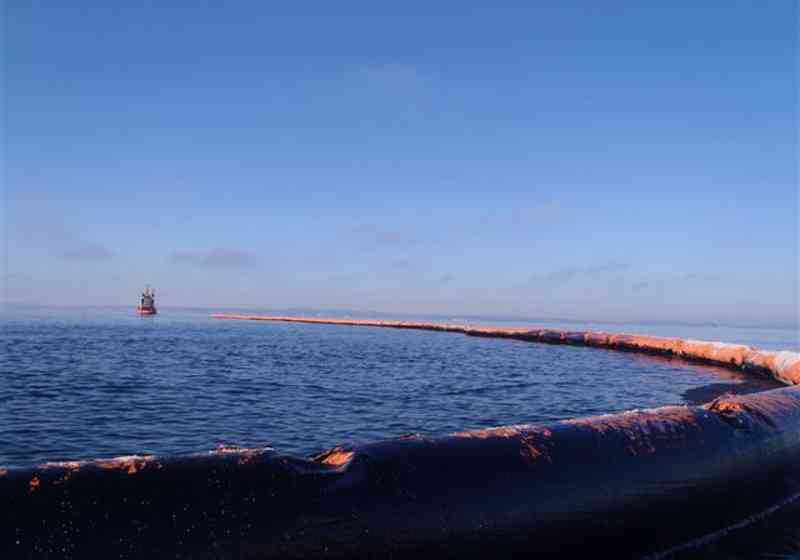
2, 1, 798, 327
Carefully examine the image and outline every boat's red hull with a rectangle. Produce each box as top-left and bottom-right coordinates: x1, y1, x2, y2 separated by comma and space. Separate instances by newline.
136, 306, 157, 315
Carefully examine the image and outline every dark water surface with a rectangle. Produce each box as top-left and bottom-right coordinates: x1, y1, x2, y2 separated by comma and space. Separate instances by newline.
1, 305, 798, 558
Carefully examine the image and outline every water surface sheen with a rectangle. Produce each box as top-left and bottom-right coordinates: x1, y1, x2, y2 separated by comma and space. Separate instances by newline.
0, 306, 783, 468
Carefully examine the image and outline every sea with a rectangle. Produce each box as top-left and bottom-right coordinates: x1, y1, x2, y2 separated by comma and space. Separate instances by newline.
2, 304, 799, 558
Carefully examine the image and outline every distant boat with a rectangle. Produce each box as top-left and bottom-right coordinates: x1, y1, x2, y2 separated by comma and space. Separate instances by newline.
137, 286, 157, 316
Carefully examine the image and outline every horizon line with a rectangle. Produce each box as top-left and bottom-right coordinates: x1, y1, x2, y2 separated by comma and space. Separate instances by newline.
2, 301, 798, 332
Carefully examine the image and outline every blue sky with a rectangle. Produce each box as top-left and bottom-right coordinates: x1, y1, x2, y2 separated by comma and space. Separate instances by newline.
3, 2, 798, 326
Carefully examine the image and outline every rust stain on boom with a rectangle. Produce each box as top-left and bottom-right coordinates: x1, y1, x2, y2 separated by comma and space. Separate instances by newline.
209, 314, 800, 385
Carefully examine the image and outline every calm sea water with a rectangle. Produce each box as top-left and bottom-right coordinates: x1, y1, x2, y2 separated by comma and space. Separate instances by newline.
1, 305, 798, 558
1, 305, 793, 467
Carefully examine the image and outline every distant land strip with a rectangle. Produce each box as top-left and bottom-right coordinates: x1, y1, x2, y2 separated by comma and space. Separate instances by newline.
210, 313, 800, 386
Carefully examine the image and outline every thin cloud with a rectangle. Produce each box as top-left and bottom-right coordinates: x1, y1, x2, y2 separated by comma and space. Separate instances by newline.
349, 224, 419, 251
391, 258, 413, 270
327, 271, 361, 284
543, 267, 579, 285
629, 272, 721, 294
681, 271, 723, 283
532, 262, 630, 287
1, 272, 34, 287
475, 200, 563, 234
170, 248, 259, 268
589, 262, 630, 275
362, 64, 425, 100
11, 219, 115, 262
509, 201, 562, 227
63, 243, 114, 262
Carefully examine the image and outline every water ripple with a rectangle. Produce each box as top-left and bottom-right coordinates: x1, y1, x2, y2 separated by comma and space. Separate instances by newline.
0, 307, 783, 469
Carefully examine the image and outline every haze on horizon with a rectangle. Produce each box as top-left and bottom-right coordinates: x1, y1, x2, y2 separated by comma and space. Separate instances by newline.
2, 2, 798, 329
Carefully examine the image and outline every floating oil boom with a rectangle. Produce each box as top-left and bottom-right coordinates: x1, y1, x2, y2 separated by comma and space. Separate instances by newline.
3, 316, 800, 559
